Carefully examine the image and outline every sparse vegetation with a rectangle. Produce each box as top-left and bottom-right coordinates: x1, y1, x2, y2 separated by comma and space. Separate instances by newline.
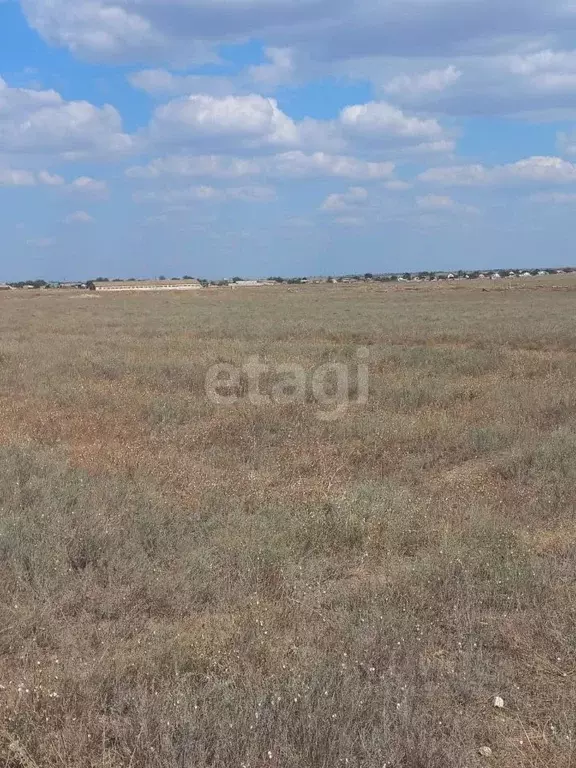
1, 277, 576, 766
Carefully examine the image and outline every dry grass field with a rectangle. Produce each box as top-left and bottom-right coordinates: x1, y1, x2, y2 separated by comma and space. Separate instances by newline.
1, 278, 576, 767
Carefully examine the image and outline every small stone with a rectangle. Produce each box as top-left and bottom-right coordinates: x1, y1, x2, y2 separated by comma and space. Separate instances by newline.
493, 696, 505, 709
479, 746, 493, 758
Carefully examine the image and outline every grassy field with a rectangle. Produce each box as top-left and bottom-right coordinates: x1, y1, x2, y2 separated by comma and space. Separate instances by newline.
1, 278, 576, 767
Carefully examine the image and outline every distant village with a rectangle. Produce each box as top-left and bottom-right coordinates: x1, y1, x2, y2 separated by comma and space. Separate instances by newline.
1, 267, 575, 292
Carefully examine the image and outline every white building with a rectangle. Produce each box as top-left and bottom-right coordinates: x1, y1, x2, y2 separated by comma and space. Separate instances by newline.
91, 279, 202, 292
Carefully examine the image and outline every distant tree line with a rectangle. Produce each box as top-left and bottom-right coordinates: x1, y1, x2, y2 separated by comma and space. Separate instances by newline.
6, 267, 576, 289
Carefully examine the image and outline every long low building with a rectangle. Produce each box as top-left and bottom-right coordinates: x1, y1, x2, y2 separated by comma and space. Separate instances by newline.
90, 279, 202, 292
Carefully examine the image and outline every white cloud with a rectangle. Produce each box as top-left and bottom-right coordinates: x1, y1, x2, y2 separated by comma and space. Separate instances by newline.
127, 155, 261, 179
417, 194, 458, 210
419, 156, 576, 185
69, 176, 109, 198
18, 0, 576, 67
419, 164, 489, 186
558, 130, 576, 156
248, 47, 295, 89
16, 0, 576, 130
134, 184, 276, 204
0, 77, 132, 157
321, 186, 368, 212
128, 49, 297, 98
270, 151, 395, 179
64, 210, 95, 224
417, 194, 479, 214
353, 47, 576, 119
340, 101, 444, 140
0, 169, 36, 187
384, 66, 461, 96
138, 93, 450, 159
38, 171, 65, 186
499, 49, 576, 102
402, 139, 457, 155
509, 49, 576, 81
20, 0, 213, 62
127, 151, 395, 180
385, 180, 412, 191
148, 93, 299, 149
0, 168, 65, 187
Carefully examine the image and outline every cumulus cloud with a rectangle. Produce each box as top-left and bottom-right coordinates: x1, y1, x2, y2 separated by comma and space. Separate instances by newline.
417, 194, 458, 210
20, 0, 215, 62
127, 155, 261, 179
508, 49, 576, 90
127, 151, 395, 180
148, 93, 299, 149
558, 131, 576, 156
384, 66, 461, 96
0, 169, 37, 187
18, 0, 576, 66
340, 101, 443, 140
417, 194, 479, 214
38, 171, 65, 186
400, 139, 457, 156
135, 91, 451, 159
134, 184, 276, 204
0, 77, 132, 157
350, 46, 576, 120
419, 156, 576, 185
69, 176, 109, 198
385, 180, 412, 191
321, 186, 368, 212
271, 152, 395, 179
248, 48, 296, 89
0, 168, 65, 186
16, 0, 576, 128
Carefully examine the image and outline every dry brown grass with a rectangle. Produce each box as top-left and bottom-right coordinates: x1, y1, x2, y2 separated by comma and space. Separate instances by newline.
1, 278, 576, 767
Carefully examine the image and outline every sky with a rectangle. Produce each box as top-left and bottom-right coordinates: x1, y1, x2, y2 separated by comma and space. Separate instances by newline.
2, 0, 576, 280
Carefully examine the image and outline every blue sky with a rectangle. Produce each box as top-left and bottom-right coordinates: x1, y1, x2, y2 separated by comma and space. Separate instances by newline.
2, 0, 576, 280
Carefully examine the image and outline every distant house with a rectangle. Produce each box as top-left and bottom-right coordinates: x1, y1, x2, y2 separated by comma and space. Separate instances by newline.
491, 273, 502, 279
520, 271, 532, 277
59, 281, 86, 289
0, 283, 13, 291
538, 270, 547, 276
90, 279, 202, 292
446, 273, 455, 280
